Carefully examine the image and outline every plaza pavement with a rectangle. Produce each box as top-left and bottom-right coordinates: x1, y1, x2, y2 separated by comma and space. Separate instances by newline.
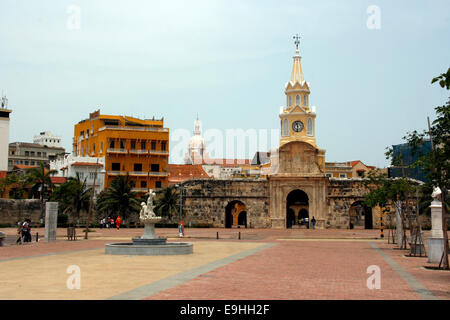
0, 227, 448, 300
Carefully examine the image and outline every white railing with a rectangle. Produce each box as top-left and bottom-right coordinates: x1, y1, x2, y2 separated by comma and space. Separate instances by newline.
107, 148, 128, 153
129, 149, 149, 154
98, 126, 169, 133
149, 150, 169, 155
149, 172, 168, 176
107, 171, 127, 175
130, 172, 148, 176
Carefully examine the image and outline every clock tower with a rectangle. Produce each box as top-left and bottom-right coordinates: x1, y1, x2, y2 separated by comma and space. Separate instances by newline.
279, 35, 317, 148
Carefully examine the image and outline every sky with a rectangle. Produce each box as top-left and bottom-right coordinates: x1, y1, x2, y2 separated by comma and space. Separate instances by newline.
1, 0, 449, 167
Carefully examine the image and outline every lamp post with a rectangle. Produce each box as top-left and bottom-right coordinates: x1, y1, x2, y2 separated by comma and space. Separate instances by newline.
175, 184, 184, 237
85, 159, 104, 240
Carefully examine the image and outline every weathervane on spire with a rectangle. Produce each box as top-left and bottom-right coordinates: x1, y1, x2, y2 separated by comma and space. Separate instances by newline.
293, 34, 301, 50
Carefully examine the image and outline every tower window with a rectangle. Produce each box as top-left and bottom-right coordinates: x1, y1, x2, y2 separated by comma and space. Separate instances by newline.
307, 118, 313, 136
282, 119, 289, 136
295, 95, 300, 106
304, 95, 308, 106
288, 96, 292, 106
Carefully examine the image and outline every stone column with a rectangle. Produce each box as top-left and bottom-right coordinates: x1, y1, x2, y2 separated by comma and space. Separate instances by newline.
45, 202, 58, 242
428, 199, 444, 263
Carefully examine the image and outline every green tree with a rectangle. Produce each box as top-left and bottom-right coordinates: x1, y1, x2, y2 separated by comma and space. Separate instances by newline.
0, 172, 32, 199
96, 175, 141, 222
51, 173, 92, 226
26, 162, 57, 220
154, 186, 180, 221
364, 170, 418, 249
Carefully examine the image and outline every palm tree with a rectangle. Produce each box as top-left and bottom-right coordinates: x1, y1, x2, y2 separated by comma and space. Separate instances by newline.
26, 162, 57, 220
51, 173, 91, 226
96, 175, 141, 222
154, 186, 180, 222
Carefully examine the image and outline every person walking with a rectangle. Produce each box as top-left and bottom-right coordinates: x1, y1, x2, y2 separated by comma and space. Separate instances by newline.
16, 221, 23, 245
115, 216, 122, 230
311, 216, 317, 230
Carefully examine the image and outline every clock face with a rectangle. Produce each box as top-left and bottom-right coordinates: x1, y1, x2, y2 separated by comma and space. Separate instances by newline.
292, 121, 304, 132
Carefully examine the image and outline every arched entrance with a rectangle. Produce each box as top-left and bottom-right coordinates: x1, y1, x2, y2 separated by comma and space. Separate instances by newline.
225, 200, 247, 228
286, 189, 309, 229
349, 201, 373, 229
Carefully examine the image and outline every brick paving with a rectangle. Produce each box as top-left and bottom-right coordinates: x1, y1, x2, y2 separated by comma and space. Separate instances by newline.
0, 227, 448, 300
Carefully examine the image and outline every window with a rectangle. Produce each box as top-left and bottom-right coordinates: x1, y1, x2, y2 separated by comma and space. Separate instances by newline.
295, 95, 300, 106
11, 151, 14, 155
93, 143, 96, 153
89, 172, 97, 180
31, 161, 35, 165
100, 141, 103, 152
86, 145, 89, 154
37, 152, 41, 157
155, 181, 162, 189
141, 181, 147, 188
30, 151, 35, 156
109, 140, 115, 149
307, 118, 313, 136
282, 119, 289, 136
151, 164, 159, 172
77, 172, 84, 179
24, 161, 29, 165
339, 173, 347, 178
43, 152, 46, 157
120, 141, 125, 149
304, 95, 308, 106
112, 163, 120, 171
141, 141, 146, 149
131, 141, 136, 150
25, 151, 29, 156
288, 96, 292, 106
161, 142, 166, 151
325, 173, 332, 177
134, 163, 142, 172
8, 160, 11, 165
151, 141, 156, 151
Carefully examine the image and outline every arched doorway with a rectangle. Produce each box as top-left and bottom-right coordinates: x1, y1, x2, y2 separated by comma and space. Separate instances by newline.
225, 200, 247, 228
286, 189, 309, 229
349, 201, 373, 229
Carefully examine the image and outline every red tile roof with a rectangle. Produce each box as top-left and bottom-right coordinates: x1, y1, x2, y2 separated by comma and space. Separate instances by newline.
50, 177, 67, 184
0, 171, 6, 179
168, 164, 209, 184
72, 162, 103, 167
13, 165, 40, 169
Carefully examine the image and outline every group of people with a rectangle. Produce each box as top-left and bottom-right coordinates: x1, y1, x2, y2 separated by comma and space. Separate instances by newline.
100, 216, 122, 230
16, 219, 32, 244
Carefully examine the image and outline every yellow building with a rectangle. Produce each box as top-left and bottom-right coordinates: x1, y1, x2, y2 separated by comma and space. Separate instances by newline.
73, 110, 169, 193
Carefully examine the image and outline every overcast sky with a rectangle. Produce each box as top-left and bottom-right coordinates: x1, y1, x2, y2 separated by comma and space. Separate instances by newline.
1, 0, 449, 166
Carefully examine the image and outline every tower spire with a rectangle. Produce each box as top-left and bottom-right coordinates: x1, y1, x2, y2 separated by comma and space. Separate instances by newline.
290, 34, 304, 84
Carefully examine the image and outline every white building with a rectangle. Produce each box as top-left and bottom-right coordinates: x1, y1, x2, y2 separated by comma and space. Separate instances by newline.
50, 154, 105, 196
0, 95, 12, 174
184, 116, 210, 164
33, 131, 62, 148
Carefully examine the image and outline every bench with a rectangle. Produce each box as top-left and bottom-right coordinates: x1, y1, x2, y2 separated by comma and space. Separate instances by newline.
67, 227, 77, 241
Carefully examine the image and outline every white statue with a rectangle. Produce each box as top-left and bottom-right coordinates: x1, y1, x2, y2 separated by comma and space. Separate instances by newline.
139, 189, 158, 220
431, 186, 442, 201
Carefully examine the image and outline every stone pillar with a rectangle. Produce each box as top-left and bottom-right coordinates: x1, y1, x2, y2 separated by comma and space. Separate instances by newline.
395, 201, 403, 247
428, 199, 444, 263
45, 202, 58, 242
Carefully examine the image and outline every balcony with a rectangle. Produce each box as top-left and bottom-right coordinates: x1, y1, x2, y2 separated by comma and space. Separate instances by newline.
129, 149, 148, 154
149, 150, 169, 156
107, 148, 128, 154
98, 126, 169, 133
149, 171, 169, 177
106, 171, 128, 175
131, 188, 149, 193
129, 171, 148, 176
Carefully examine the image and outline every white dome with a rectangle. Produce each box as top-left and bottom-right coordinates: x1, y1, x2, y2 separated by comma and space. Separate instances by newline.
188, 135, 205, 150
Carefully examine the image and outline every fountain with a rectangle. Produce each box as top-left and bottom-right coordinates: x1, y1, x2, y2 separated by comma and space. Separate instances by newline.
105, 190, 193, 255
